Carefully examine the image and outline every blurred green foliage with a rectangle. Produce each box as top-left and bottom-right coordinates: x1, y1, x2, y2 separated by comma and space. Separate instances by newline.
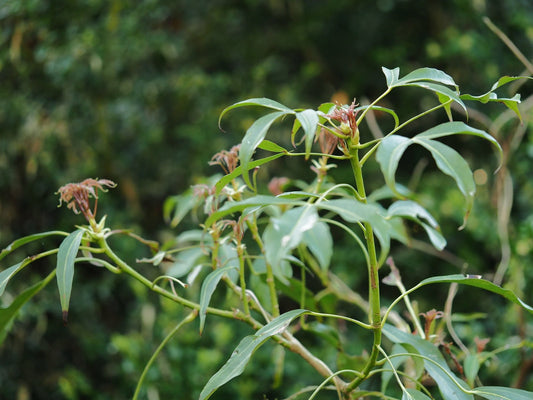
1, 0, 532, 399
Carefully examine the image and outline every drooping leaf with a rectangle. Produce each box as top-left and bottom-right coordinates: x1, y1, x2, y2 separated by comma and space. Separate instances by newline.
0, 231, 68, 261
295, 109, 319, 159
199, 309, 306, 400
471, 386, 533, 400
56, 229, 84, 323
383, 324, 474, 400
404, 82, 467, 114
199, 265, 237, 334
263, 207, 318, 283
412, 274, 533, 313
218, 97, 294, 128
375, 135, 411, 197
239, 111, 288, 188
302, 221, 333, 271
163, 192, 199, 228
387, 200, 446, 250
0, 271, 55, 345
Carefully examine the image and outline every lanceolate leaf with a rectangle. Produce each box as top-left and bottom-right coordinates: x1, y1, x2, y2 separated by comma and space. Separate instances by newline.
56, 229, 84, 323
239, 111, 288, 188
413, 274, 533, 313
0, 263, 22, 297
383, 324, 474, 400
402, 389, 432, 400
302, 221, 333, 271
199, 309, 306, 400
199, 265, 237, 334
0, 271, 55, 345
218, 97, 294, 128
472, 386, 533, 400
0, 231, 68, 261
392, 67, 458, 88
404, 82, 467, 114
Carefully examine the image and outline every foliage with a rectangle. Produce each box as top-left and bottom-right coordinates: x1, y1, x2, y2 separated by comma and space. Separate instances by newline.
2, 66, 532, 400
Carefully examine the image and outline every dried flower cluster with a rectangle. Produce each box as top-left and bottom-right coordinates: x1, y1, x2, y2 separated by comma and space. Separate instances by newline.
208, 145, 241, 174
57, 178, 117, 223
329, 99, 359, 141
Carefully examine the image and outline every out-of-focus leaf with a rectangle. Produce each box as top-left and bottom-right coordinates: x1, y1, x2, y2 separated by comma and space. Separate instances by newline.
383, 324, 473, 400
199, 309, 306, 400
0, 231, 67, 261
56, 229, 84, 323
464, 354, 480, 388
166, 248, 206, 278
0, 263, 22, 297
0, 271, 55, 345
239, 111, 288, 188
302, 221, 333, 271
163, 192, 198, 228
471, 386, 533, 400
402, 389, 432, 400
199, 265, 237, 334
387, 200, 446, 250
295, 109, 319, 159
263, 207, 318, 283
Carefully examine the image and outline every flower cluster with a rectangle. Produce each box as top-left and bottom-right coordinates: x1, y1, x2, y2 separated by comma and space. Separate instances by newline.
329, 99, 359, 142
57, 178, 117, 224
208, 145, 240, 174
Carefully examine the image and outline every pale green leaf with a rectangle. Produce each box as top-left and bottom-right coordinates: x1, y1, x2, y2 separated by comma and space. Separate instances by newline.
239, 111, 287, 188
199, 309, 306, 400
56, 229, 84, 322
382, 66, 400, 87
302, 221, 333, 271
464, 354, 480, 388
383, 324, 474, 400
0, 263, 22, 297
199, 265, 237, 334
402, 389, 432, 400
404, 82, 466, 114
472, 386, 533, 400
393, 67, 457, 88
375, 135, 411, 197
0, 271, 55, 345
295, 109, 319, 158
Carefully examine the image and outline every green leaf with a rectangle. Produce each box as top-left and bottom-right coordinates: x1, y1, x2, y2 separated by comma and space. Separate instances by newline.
163, 192, 199, 228
405, 82, 467, 114
218, 97, 294, 128
387, 200, 446, 250
263, 207, 318, 283
239, 111, 288, 188
375, 135, 411, 197
199, 265, 237, 334
214, 152, 285, 196
199, 309, 306, 400
0, 231, 67, 261
0, 263, 22, 297
166, 247, 205, 278
302, 221, 333, 271
205, 195, 300, 226
382, 66, 400, 87
56, 229, 84, 323
393, 67, 458, 88
383, 324, 473, 400
472, 386, 533, 400
295, 109, 319, 159
413, 274, 533, 313
257, 139, 288, 153
0, 271, 55, 345
464, 353, 480, 387
402, 389, 432, 400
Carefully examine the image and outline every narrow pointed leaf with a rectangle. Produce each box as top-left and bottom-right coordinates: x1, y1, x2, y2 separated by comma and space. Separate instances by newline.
295, 109, 319, 159
218, 97, 293, 128
199, 309, 306, 400
56, 229, 84, 322
302, 221, 333, 271
472, 386, 533, 400
0, 231, 67, 261
199, 265, 237, 334
402, 389, 432, 400
383, 324, 473, 400
413, 274, 533, 313
239, 111, 288, 188
405, 82, 466, 114
257, 139, 288, 153
376, 135, 411, 197
0, 271, 55, 345
0, 263, 22, 297
214, 152, 285, 195
205, 195, 301, 226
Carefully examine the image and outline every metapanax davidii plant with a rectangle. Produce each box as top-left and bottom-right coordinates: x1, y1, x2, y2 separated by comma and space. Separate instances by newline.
1, 67, 532, 399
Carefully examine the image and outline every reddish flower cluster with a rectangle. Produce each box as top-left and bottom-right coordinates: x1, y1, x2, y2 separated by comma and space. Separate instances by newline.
329, 99, 359, 141
57, 178, 117, 223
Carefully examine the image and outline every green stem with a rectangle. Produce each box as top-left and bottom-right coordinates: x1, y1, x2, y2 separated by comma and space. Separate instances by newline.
237, 243, 250, 315
132, 310, 197, 400
345, 143, 383, 393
